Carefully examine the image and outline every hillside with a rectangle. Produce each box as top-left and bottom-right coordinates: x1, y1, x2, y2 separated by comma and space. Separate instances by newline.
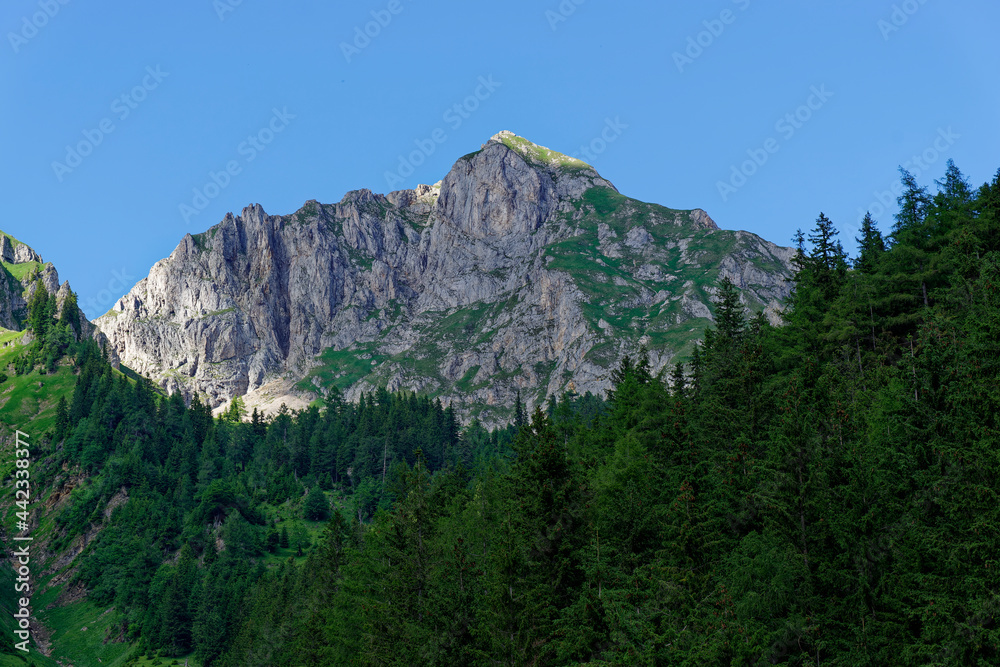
95, 132, 794, 422
1, 158, 998, 665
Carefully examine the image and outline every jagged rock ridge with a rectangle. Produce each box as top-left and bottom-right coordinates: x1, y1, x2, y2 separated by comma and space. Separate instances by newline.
0, 232, 97, 341
96, 132, 795, 422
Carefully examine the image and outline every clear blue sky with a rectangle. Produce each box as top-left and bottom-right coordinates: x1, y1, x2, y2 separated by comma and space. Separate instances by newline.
2, 0, 998, 318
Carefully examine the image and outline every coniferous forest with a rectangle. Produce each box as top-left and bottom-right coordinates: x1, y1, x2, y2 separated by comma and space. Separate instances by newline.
5, 160, 1000, 664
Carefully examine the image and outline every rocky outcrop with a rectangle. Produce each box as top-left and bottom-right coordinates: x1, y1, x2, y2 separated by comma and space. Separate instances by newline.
0, 233, 96, 341
1, 235, 42, 264
97, 132, 796, 423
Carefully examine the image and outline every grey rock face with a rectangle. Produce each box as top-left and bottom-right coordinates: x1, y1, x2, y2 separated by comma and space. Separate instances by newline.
97, 133, 796, 423
689, 209, 720, 231
1, 235, 42, 265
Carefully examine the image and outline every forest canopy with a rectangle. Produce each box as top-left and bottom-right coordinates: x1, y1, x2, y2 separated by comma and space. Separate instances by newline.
5, 160, 1000, 665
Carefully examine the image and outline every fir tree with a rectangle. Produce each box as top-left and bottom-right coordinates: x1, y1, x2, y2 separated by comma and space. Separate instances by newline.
58, 290, 81, 338
893, 168, 932, 237
854, 211, 886, 274
54, 396, 69, 442
669, 361, 686, 398
303, 485, 330, 521
513, 390, 527, 429
222, 395, 246, 423
713, 276, 746, 341
26, 280, 51, 338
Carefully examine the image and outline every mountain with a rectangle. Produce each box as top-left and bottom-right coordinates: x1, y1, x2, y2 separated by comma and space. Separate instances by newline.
96, 132, 795, 421
3, 147, 995, 665
0, 232, 95, 340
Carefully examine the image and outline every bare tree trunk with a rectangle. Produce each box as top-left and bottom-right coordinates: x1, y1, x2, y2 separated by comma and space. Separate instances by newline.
857, 339, 866, 391
381, 439, 388, 486
798, 450, 809, 571
597, 526, 602, 600
870, 303, 877, 352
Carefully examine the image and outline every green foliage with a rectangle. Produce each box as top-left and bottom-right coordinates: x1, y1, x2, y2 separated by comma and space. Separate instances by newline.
220, 396, 245, 423
58, 289, 82, 337
855, 211, 886, 274
303, 485, 329, 521
23, 336, 509, 663
204, 160, 1000, 665
581, 185, 626, 216
1, 259, 45, 283
10, 281, 88, 376
12, 160, 1000, 665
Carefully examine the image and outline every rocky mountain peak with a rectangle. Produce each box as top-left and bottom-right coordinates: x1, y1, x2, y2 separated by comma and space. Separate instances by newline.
486, 131, 609, 179
488, 129, 518, 143
690, 208, 719, 231
437, 140, 557, 240
97, 134, 795, 423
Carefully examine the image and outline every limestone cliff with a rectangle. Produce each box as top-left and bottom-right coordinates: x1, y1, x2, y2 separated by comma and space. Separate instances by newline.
96, 132, 795, 422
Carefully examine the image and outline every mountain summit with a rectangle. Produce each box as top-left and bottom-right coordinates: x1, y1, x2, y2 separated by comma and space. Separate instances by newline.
96, 133, 794, 421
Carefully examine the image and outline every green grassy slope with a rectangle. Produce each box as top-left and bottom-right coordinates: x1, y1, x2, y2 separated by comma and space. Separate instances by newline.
0, 336, 161, 665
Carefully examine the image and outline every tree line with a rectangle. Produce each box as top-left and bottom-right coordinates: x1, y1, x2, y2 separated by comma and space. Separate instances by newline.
218, 161, 1000, 665
5, 159, 1000, 664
